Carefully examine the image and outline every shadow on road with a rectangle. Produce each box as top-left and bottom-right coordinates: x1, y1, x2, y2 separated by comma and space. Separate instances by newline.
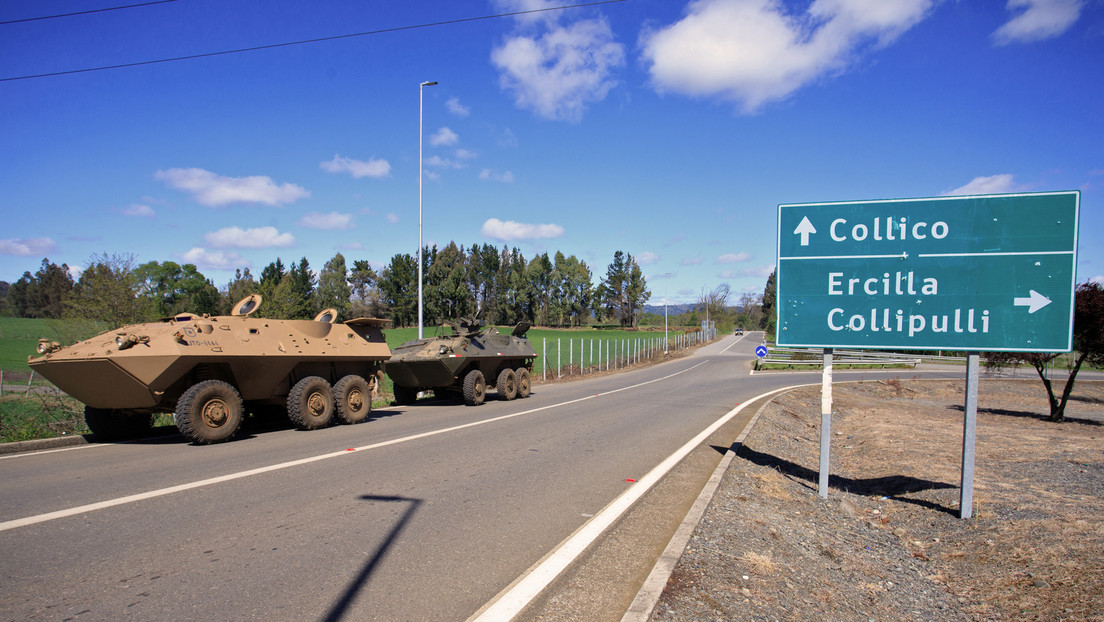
322, 494, 423, 622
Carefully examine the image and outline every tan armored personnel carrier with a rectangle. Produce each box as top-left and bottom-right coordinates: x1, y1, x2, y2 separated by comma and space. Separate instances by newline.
386, 317, 537, 406
28, 295, 391, 444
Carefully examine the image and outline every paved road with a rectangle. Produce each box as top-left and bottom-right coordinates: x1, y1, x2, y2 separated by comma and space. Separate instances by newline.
0, 334, 964, 621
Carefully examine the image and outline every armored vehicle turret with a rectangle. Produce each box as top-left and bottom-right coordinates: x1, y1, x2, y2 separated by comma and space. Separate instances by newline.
386, 317, 537, 406
28, 295, 391, 444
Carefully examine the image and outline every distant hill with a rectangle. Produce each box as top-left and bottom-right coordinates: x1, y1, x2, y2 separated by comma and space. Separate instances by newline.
642, 304, 695, 315
642, 304, 750, 316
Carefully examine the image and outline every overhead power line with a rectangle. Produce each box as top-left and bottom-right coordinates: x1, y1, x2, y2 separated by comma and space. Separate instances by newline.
0, 0, 180, 26
0, 0, 627, 83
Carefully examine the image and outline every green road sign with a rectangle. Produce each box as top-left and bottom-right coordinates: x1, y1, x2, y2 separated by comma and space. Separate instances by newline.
776, 192, 1080, 352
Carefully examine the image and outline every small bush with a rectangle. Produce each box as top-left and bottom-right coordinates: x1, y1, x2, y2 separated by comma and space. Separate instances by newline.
0, 390, 88, 443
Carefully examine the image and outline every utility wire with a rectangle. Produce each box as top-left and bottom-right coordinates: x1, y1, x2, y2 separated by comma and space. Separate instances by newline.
0, 0, 180, 26
0, 0, 627, 83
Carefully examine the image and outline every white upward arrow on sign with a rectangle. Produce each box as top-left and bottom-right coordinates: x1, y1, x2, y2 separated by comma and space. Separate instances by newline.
1014, 290, 1052, 314
793, 216, 816, 246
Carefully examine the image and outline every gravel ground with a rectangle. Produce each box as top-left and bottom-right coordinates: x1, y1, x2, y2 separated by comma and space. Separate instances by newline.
650, 378, 1104, 621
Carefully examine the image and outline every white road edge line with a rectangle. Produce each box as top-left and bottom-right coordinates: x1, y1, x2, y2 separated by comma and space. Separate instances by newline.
719, 334, 748, 353
0, 361, 708, 534
0, 442, 108, 460
468, 383, 812, 622
620, 389, 797, 622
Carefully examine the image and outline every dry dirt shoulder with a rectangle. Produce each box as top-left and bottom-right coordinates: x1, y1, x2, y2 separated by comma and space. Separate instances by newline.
651, 378, 1104, 622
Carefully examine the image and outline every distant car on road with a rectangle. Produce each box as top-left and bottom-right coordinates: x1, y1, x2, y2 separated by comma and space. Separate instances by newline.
734, 327, 744, 335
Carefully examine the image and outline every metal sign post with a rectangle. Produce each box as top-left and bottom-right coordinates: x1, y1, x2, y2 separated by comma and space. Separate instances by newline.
819, 348, 833, 499
776, 192, 1079, 518
961, 353, 979, 519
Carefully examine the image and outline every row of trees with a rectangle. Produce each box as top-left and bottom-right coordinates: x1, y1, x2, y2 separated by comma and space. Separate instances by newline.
0, 246, 657, 329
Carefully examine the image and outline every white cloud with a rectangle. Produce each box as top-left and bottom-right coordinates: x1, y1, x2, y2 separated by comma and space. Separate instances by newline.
0, 237, 57, 256
480, 218, 565, 241
717, 252, 752, 263
641, 0, 932, 113
492, 16, 625, 122
720, 264, 776, 279
204, 226, 295, 249
681, 257, 704, 266
425, 155, 467, 170
1090, 275, 1104, 286
446, 97, 471, 117
430, 127, 459, 147
993, 0, 1083, 45
637, 251, 660, 265
494, 0, 562, 26
298, 211, 353, 230
386, 213, 400, 224
479, 169, 516, 183
499, 128, 519, 148
155, 168, 309, 207
181, 247, 248, 270
121, 203, 155, 218
320, 155, 391, 179
943, 174, 1027, 196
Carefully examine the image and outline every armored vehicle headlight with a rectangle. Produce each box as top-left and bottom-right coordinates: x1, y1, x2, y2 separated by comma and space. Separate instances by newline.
36, 339, 61, 355
115, 334, 149, 350
439, 345, 449, 355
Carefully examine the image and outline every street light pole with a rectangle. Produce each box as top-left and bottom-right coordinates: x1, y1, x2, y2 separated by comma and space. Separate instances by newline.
418, 80, 437, 339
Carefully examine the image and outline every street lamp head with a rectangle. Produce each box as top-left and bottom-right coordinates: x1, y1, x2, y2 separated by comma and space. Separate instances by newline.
421, 81, 438, 87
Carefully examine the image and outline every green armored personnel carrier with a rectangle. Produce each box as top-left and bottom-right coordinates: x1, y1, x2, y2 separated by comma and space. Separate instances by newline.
28, 295, 391, 444
386, 317, 537, 406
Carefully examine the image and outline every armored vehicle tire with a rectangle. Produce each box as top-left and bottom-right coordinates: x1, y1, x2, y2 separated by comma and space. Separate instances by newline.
516, 368, 531, 399
84, 407, 154, 441
334, 375, 371, 425
462, 370, 486, 406
174, 380, 244, 444
496, 369, 518, 401
288, 376, 335, 430
393, 384, 418, 406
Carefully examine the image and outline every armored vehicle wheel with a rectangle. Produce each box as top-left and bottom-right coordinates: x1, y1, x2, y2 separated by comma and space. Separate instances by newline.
174, 380, 244, 444
393, 384, 418, 406
496, 369, 518, 401
334, 375, 371, 424
288, 376, 335, 430
462, 369, 486, 406
516, 368, 531, 399
84, 406, 154, 441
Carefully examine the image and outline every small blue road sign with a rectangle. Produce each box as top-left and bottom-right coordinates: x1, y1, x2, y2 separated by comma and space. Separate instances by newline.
755, 345, 768, 358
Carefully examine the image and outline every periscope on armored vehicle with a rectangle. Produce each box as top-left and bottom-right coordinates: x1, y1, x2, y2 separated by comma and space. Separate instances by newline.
28, 295, 391, 444
385, 317, 537, 406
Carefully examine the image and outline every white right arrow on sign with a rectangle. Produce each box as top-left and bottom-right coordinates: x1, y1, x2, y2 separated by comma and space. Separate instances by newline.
1014, 290, 1052, 313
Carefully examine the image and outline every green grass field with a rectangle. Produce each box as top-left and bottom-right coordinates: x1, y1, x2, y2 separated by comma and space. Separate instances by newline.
400, 324, 691, 372
0, 317, 110, 372
0, 317, 696, 375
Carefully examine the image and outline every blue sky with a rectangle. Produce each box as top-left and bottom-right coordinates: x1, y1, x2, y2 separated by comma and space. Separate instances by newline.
1, 0, 1101, 305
